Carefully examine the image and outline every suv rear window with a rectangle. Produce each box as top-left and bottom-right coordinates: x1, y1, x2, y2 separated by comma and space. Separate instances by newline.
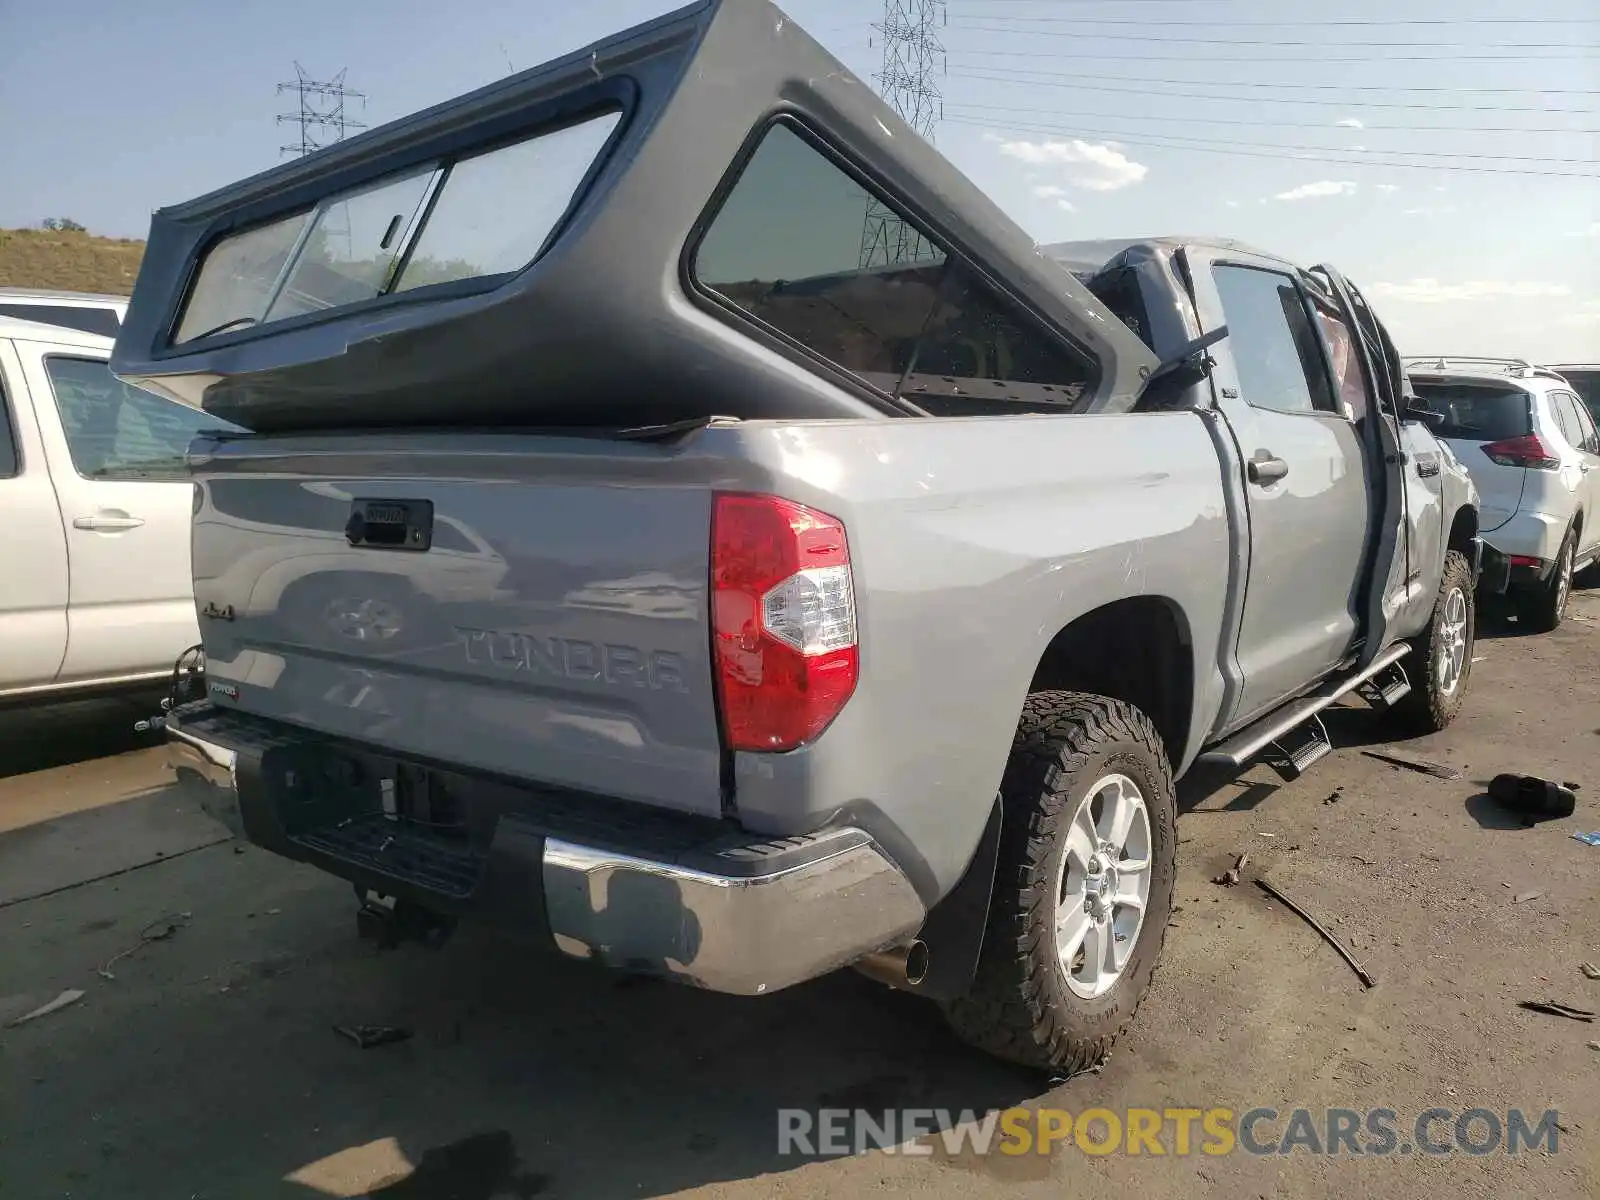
1410, 380, 1531, 441
172, 110, 622, 345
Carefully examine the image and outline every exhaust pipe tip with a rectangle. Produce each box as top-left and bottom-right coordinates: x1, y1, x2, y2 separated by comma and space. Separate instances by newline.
854, 939, 929, 991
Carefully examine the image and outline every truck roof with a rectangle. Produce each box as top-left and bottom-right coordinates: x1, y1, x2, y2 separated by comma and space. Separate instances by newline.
0, 286, 129, 307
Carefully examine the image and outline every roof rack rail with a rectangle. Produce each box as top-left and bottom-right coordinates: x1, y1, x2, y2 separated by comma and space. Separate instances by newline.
1402, 355, 1569, 383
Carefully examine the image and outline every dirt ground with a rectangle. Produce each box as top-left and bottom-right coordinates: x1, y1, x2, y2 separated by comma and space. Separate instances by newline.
2, 596, 1598, 1200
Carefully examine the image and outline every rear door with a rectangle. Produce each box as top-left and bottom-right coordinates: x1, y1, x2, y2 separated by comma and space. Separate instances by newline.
1551, 390, 1600, 556
1187, 249, 1375, 724
0, 338, 70, 692
16, 341, 227, 684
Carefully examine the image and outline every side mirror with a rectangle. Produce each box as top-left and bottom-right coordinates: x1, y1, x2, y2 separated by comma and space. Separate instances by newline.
1404, 398, 1445, 427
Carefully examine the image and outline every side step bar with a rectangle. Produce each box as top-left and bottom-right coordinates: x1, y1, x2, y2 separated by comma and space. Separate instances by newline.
1199, 642, 1413, 770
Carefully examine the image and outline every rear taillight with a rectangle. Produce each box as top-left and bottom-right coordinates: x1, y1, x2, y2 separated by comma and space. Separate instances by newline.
711, 493, 858, 752
1482, 433, 1560, 470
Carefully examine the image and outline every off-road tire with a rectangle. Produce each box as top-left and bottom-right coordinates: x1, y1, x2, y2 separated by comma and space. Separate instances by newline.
941, 691, 1177, 1074
1513, 526, 1574, 634
1388, 549, 1476, 733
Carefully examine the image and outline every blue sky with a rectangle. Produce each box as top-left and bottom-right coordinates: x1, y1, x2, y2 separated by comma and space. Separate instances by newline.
2, 0, 1595, 359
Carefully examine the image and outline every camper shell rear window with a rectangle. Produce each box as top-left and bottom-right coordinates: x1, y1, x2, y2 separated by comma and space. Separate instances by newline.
171, 109, 623, 345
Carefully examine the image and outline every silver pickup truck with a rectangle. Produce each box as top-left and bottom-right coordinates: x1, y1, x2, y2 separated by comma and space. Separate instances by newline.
114, 0, 1484, 1072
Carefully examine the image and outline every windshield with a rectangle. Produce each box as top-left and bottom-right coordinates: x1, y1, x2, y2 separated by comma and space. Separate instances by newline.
1411, 380, 1532, 442
172, 110, 622, 345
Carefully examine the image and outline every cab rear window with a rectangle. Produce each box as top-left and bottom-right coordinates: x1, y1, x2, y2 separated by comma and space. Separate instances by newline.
1411, 381, 1532, 441
172, 110, 622, 345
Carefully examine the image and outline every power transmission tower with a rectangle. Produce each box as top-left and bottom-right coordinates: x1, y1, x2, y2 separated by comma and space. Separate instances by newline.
859, 0, 946, 269
276, 64, 367, 158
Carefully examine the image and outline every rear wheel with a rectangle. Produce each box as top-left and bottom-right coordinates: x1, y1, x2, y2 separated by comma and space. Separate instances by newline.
942, 692, 1177, 1074
1513, 526, 1574, 633
1389, 549, 1475, 733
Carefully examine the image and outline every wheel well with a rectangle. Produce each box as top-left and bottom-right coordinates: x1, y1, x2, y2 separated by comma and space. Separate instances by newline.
1447, 505, 1479, 555
1028, 597, 1193, 767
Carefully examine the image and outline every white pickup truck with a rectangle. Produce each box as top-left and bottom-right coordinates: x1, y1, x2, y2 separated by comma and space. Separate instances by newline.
0, 314, 239, 707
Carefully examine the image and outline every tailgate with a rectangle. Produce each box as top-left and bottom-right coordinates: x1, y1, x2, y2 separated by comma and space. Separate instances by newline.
191, 433, 723, 816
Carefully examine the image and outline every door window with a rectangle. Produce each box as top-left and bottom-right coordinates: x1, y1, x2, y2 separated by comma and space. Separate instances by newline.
1549, 391, 1584, 452
1212, 264, 1339, 417
42, 356, 244, 479
1310, 304, 1371, 423
1553, 391, 1598, 454
691, 121, 1100, 410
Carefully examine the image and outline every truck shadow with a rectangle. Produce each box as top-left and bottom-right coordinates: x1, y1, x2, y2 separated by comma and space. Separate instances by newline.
0, 693, 165, 780
261, 917, 1046, 1199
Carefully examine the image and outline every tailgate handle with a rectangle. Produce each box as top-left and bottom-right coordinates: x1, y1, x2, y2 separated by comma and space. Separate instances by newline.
345, 499, 434, 551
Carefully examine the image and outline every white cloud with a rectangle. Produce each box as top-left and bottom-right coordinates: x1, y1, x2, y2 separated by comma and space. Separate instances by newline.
1376, 184, 1400, 195
1225, 200, 1241, 208
1273, 180, 1358, 202
1031, 184, 1067, 199
1057, 199, 1076, 212
997, 137, 1149, 191
1403, 207, 1433, 216
1372, 279, 1574, 305
1337, 117, 1365, 129
1569, 223, 1600, 238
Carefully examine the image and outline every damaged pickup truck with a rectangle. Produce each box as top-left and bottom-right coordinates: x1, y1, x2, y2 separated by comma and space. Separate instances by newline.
116, 0, 1483, 1072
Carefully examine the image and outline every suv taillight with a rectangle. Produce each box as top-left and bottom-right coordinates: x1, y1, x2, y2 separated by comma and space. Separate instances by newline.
711, 493, 858, 752
1482, 433, 1560, 470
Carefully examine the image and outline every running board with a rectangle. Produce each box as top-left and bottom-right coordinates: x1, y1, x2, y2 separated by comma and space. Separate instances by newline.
1199, 642, 1413, 770
1355, 661, 1412, 712
1266, 713, 1332, 781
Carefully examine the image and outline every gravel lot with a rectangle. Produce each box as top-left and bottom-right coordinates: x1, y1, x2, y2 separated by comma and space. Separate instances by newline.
2, 596, 1597, 1200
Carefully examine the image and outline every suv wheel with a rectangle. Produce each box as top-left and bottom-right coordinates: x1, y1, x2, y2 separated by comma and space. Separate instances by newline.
1514, 527, 1575, 633
942, 691, 1176, 1074
1389, 549, 1475, 732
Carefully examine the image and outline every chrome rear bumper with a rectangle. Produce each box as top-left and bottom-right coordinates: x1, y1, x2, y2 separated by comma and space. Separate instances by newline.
166, 720, 925, 996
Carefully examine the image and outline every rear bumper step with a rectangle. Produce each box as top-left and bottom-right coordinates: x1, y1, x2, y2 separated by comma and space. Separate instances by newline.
164, 705, 925, 996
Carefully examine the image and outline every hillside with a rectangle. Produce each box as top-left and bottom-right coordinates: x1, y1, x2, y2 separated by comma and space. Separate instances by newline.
0, 228, 145, 296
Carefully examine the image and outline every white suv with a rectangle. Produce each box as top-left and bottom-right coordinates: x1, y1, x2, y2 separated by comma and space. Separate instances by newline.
1406, 356, 1600, 632
1, 315, 242, 707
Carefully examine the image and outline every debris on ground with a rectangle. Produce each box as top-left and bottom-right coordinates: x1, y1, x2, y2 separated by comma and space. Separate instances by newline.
1324, 788, 1343, 805
1488, 774, 1577, 821
334, 1024, 413, 1049
1361, 748, 1463, 781
6, 989, 85, 1027
97, 913, 192, 981
1513, 890, 1544, 904
1517, 1000, 1595, 1023
1588, 1041, 1600, 1051
1582, 962, 1600, 980
1256, 879, 1377, 989
1351, 855, 1378, 867
1212, 853, 1249, 887
1574, 831, 1600, 847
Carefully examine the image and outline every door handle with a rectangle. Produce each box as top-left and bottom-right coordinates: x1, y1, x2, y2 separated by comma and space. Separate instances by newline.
1247, 452, 1289, 485
74, 513, 145, 532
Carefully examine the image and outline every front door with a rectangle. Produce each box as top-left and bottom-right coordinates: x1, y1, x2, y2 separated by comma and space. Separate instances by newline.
17, 341, 227, 684
1187, 251, 1377, 726
0, 339, 70, 692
